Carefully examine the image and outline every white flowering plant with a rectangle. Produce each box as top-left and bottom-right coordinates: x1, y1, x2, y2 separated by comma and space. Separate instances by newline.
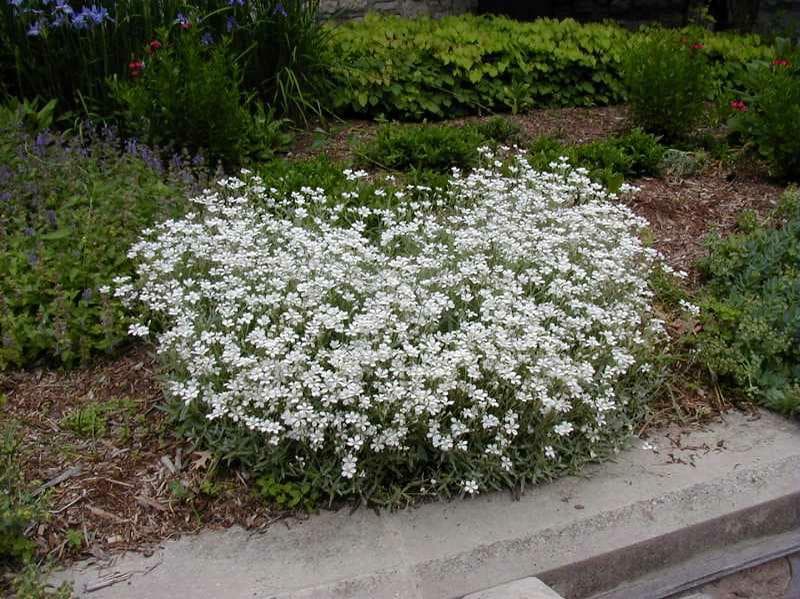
115, 149, 667, 505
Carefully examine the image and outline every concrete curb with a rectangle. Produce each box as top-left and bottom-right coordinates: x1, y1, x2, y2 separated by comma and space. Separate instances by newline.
53, 410, 800, 599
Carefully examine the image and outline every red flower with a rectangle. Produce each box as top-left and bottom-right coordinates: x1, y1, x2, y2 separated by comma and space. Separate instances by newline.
148, 39, 162, 54
691, 42, 704, 50
128, 60, 145, 78
772, 58, 791, 67
730, 99, 748, 112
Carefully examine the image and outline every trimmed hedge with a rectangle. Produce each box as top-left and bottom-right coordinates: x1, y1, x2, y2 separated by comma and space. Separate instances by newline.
330, 15, 772, 120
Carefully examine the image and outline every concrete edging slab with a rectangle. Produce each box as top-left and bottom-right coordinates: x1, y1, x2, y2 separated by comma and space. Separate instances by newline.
53, 410, 800, 599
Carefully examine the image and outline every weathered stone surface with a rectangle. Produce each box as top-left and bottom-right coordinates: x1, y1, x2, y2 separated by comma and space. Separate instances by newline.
463, 577, 564, 599
319, 0, 800, 24
319, 0, 477, 18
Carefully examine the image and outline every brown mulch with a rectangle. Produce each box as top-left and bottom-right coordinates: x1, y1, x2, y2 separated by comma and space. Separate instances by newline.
627, 164, 784, 283
289, 105, 630, 162
1, 348, 283, 567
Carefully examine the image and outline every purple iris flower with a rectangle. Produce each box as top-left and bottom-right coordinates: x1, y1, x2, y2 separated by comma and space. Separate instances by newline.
71, 5, 108, 29
201, 32, 214, 46
26, 20, 43, 36
228, 0, 245, 5
274, 2, 287, 17
226, 14, 237, 32
176, 12, 191, 28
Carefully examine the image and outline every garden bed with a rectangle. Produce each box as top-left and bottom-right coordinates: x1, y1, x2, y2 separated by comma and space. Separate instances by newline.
3, 7, 800, 596
1, 106, 787, 574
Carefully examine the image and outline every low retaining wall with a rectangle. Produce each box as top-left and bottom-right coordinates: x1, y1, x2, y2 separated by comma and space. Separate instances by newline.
319, 0, 477, 19
319, 0, 800, 27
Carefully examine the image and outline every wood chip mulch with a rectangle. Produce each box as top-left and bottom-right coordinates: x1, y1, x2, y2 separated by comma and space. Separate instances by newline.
1, 348, 285, 568
627, 165, 784, 284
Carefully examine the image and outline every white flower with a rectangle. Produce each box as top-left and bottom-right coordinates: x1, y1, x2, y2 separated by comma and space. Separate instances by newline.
554, 421, 574, 437
118, 153, 663, 486
341, 455, 358, 479
679, 299, 700, 317
128, 323, 150, 337
462, 479, 479, 495
640, 440, 658, 453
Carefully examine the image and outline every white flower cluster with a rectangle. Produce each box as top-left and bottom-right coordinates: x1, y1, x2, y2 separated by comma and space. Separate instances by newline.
117, 152, 663, 485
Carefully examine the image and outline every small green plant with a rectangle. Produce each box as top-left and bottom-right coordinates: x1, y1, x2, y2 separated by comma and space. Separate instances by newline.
622, 29, 713, 140
659, 149, 707, 178
8, 560, 73, 599
695, 188, 800, 416
168, 480, 192, 503
474, 116, 523, 145
64, 529, 83, 552
727, 55, 800, 179
60, 399, 136, 439
255, 476, 319, 511
1, 424, 43, 566
359, 123, 484, 172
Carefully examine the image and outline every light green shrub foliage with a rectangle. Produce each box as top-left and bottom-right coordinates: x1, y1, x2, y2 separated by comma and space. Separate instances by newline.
332, 15, 629, 119
330, 15, 771, 120
696, 189, 800, 416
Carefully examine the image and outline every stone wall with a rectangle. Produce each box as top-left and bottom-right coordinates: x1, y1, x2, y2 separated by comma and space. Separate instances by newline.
319, 0, 800, 26
319, 0, 477, 19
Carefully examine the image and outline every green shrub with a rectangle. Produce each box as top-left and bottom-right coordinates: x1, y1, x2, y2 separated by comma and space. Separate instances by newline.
695, 189, 800, 416
110, 27, 290, 167
0, 106, 199, 369
359, 123, 485, 171
527, 129, 665, 190
621, 29, 713, 140
330, 15, 770, 121
259, 154, 351, 196
332, 15, 629, 120
727, 56, 800, 179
